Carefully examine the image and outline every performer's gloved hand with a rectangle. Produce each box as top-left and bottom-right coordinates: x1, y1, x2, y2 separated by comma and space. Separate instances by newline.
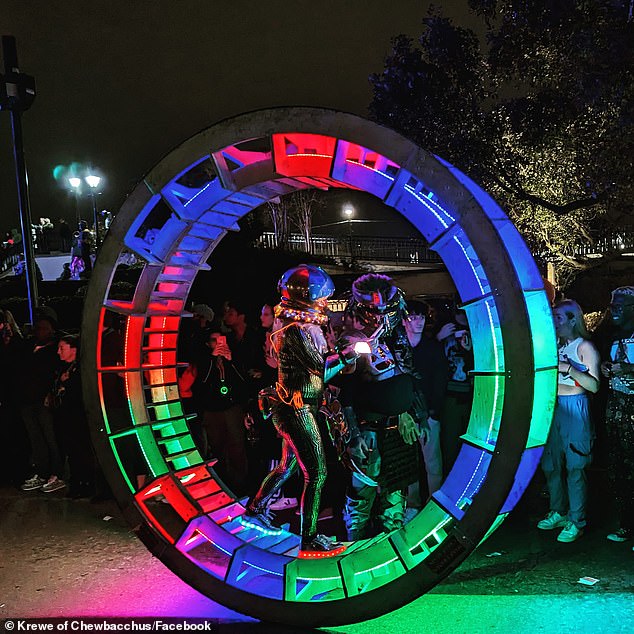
338, 343, 360, 365
398, 412, 421, 445
420, 416, 438, 445
347, 434, 371, 464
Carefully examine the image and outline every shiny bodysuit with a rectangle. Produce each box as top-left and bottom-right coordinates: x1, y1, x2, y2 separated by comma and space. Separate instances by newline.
247, 321, 336, 545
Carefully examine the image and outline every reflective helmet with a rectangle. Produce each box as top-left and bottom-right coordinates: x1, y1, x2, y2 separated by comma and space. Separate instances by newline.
277, 264, 335, 316
348, 273, 405, 332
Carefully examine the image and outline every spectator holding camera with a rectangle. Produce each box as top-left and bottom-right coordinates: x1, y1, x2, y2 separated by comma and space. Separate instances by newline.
436, 305, 473, 475
188, 330, 249, 494
600, 286, 634, 546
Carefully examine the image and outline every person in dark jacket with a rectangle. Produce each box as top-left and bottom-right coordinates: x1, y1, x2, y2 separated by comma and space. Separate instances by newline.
19, 312, 66, 493
53, 335, 95, 498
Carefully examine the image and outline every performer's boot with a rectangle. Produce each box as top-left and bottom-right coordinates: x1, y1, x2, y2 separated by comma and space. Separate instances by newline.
299, 533, 346, 557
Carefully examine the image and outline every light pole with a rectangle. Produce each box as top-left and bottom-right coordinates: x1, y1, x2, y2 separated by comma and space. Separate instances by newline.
343, 203, 354, 262
1, 35, 39, 322
68, 176, 82, 227
85, 174, 102, 247
68, 173, 103, 247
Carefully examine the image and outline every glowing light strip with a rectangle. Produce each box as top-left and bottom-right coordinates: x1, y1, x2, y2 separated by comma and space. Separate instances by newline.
457, 451, 486, 506
355, 557, 399, 575
298, 545, 347, 559
424, 194, 455, 222
183, 181, 214, 208
242, 561, 283, 577
289, 153, 333, 159
485, 302, 501, 443
453, 236, 485, 294
345, 159, 395, 181
403, 185, 454, 226
191, 531, 233, 557
236, 515, 284, 536
411, 516, 453, 552
185, 531, 203, 546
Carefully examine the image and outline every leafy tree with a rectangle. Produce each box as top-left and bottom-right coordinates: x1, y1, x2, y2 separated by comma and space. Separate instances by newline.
369, 0, 634, 286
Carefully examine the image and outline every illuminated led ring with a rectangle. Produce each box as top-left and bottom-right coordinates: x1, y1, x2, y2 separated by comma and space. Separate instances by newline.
82, 108, 556, 627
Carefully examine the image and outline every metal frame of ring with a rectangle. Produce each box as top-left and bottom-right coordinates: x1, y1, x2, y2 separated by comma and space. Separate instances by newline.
81, 107, 556, 627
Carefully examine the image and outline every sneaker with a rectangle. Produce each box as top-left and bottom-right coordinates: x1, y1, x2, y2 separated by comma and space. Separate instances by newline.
537, 510, 568, 530
41, 476, 66, 493
269, 496, 298, 511
240, 509, 282, 534
557, 521, 583, 543
21, 475, 46, 491
404, 506, 420, 524
299, 533, 346, 558
607, 528, 632, 543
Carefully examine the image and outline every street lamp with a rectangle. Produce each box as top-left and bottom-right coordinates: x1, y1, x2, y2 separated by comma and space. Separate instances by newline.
343, 203, 354, 261
68, 172, 104, 247
68, 177, 82, 227
85, 174, 102, 247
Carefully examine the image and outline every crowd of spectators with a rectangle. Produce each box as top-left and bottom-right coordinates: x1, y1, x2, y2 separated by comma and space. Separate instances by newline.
1, 280, 632, 554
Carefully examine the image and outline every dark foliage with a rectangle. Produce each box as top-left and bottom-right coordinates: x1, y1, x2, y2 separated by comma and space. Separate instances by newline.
369, 1, 634, 284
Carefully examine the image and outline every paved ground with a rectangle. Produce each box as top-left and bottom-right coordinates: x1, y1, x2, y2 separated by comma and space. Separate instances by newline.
1, 468, 633, 634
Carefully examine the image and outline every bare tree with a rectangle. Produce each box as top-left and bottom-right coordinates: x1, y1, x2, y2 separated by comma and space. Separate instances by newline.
266, 196, 290, 250
291, 190, 322, 253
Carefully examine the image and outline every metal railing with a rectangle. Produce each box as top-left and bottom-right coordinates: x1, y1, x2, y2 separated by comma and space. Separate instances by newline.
0, 242, 21, 275
257, 229, 634, 263
255, 232, 442, 265
574, 229, 634, 257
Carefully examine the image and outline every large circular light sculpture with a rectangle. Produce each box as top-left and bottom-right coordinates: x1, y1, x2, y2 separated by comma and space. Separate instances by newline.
82, 108, 556, 627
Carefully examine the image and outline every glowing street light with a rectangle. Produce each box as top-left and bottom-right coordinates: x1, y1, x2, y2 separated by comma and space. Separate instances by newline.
68, 176, 83, 226
85, 174, 102, 247
343, 203, 355, 261
67, 171, 104, 247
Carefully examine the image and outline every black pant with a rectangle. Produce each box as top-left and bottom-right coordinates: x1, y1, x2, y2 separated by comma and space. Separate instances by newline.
249, 403, 327, 543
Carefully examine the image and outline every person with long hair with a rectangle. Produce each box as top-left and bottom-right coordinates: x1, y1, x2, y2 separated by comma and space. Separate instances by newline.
600, 286, 634, 546
537, 299, 600, 543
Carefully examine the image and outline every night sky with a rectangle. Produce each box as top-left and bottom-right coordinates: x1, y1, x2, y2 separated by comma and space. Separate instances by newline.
1, 1, 477, 238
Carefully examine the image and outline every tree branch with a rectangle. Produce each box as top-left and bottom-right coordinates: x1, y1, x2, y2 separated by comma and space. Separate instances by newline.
489, 169, 607, 215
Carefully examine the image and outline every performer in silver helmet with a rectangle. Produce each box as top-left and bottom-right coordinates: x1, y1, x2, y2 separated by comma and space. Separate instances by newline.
244, 264, 358, 555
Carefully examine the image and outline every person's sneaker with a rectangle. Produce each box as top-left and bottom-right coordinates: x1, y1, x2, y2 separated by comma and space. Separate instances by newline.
404, 506, 420, 524
299, 533, 346, 558
239, 509, 282, 534
537, 511, 568, 530
21, 475, 46, 491
557, 521, 583, 543
41, 476, 66, 493
607, 528, 632, 543
269, 496, 298, 511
